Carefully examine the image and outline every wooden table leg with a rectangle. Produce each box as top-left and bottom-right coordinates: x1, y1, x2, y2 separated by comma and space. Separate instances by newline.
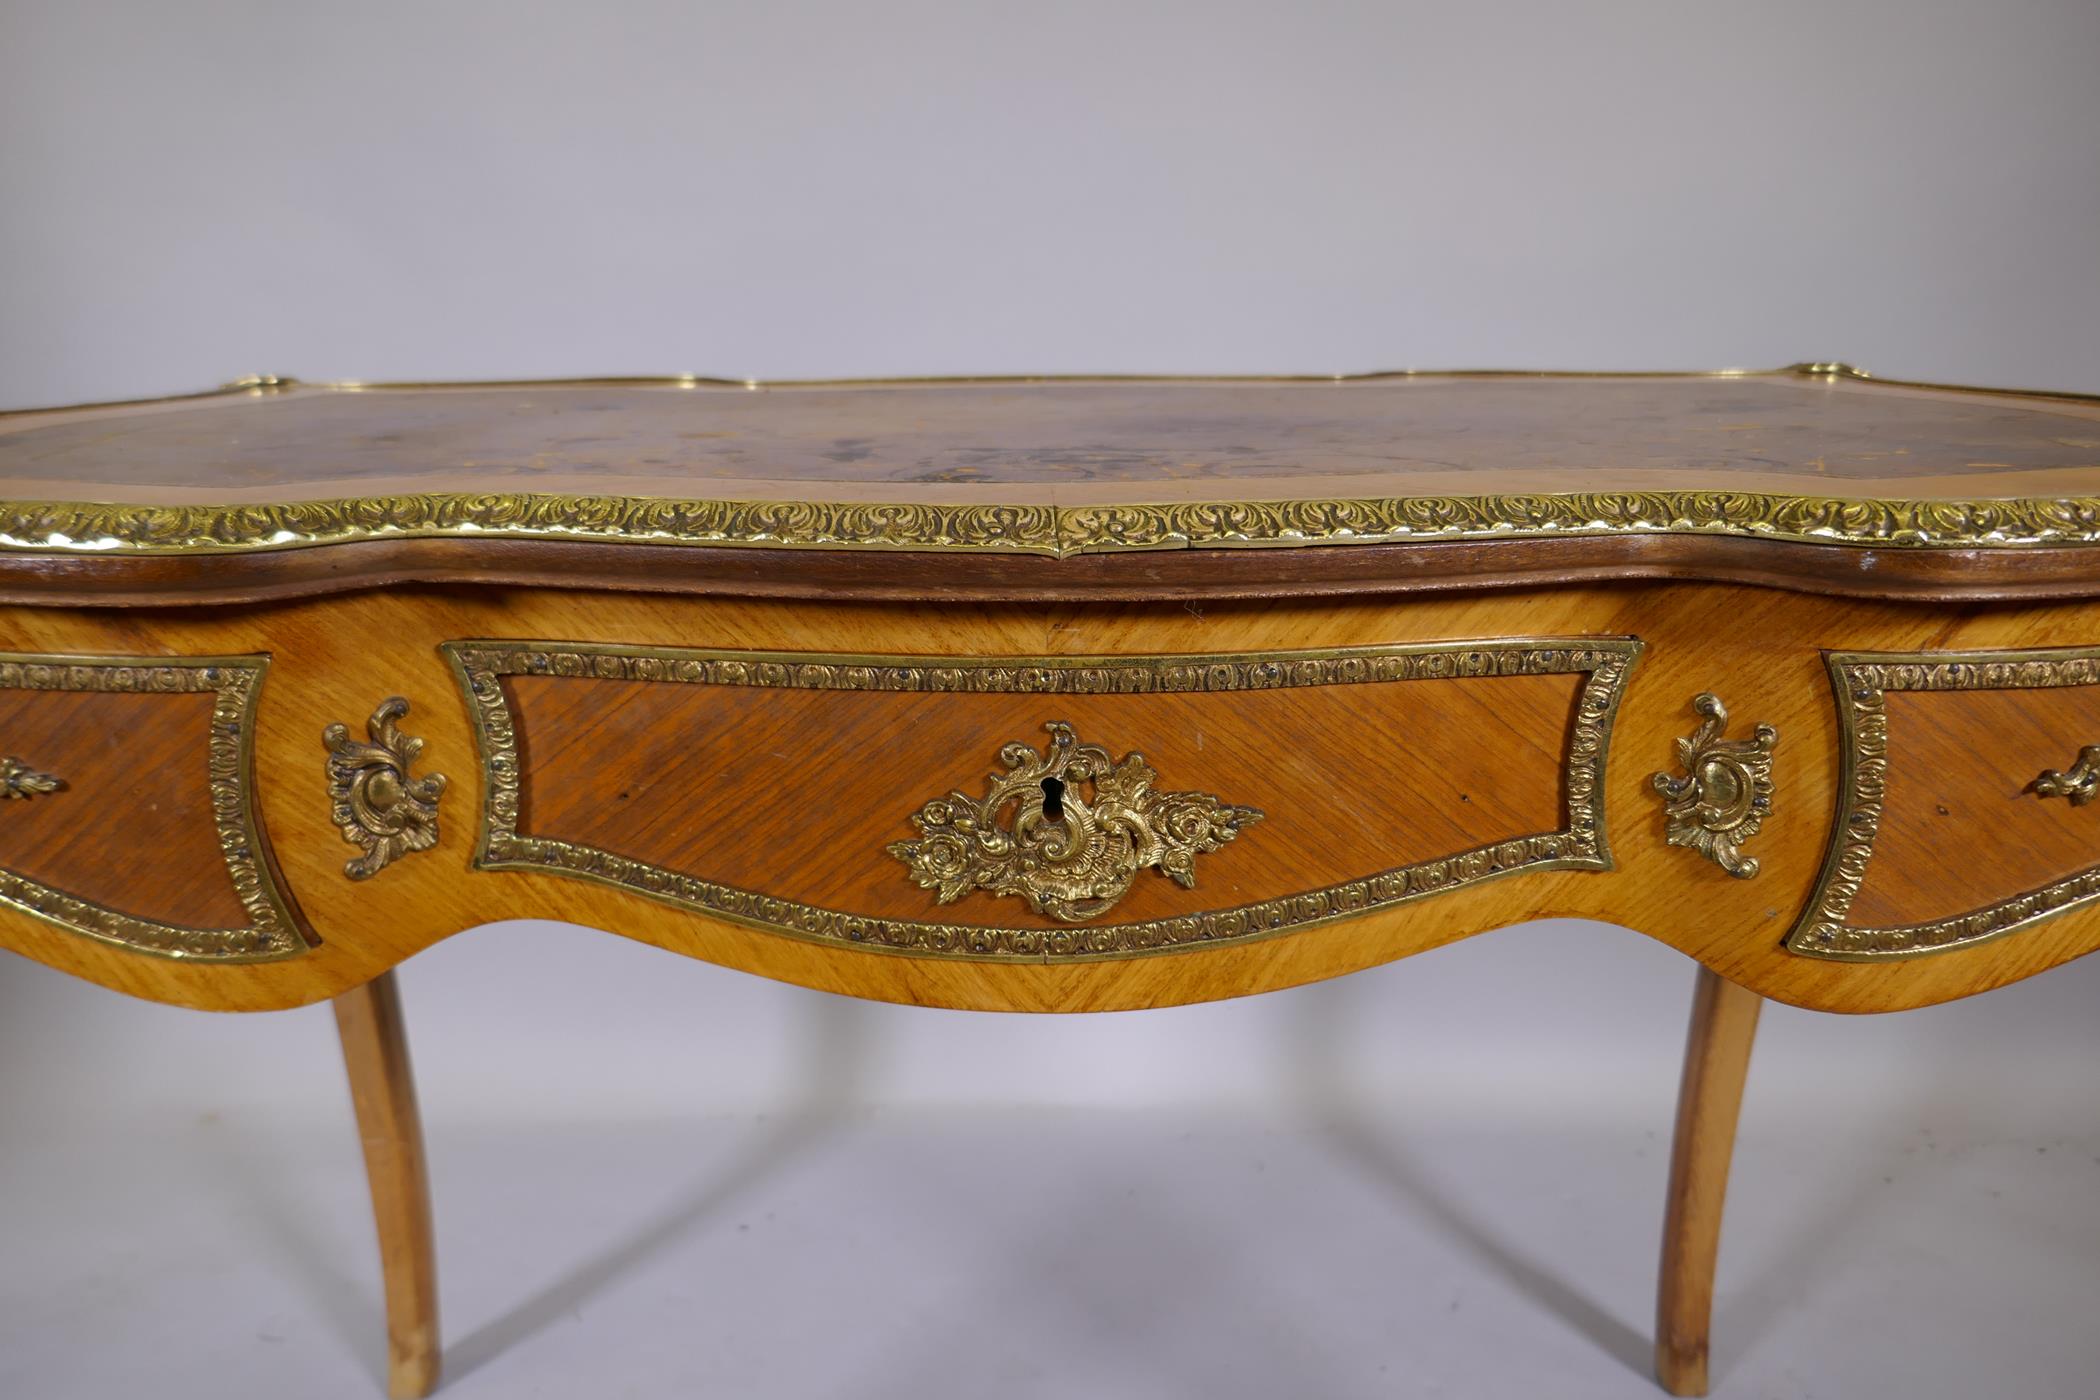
1655, 966, 1762, 1397
335, 970, 442, 1399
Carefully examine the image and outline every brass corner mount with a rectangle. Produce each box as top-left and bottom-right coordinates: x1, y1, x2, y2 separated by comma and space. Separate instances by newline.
323, 697, 447, 880
1651, 693, 1778, 879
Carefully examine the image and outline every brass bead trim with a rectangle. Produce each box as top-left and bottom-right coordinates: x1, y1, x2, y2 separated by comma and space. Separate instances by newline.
1790, 647, 2100, 960
14, 361, 2100, 416
442, 638, 1643, 962
0, 654, 309, 961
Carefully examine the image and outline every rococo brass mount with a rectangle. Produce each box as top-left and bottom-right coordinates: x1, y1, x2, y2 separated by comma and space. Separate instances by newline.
0, 756, 60, 799
2034, 746, 2100, 806
888, 721, 1263, 922
323, 698, 447, 880
1651, 693, 1778, 879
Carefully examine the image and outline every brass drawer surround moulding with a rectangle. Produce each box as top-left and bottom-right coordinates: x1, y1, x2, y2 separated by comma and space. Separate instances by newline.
1791, 645, 2100, 960
0, 652, 307, 961
441, 637, 1643, 961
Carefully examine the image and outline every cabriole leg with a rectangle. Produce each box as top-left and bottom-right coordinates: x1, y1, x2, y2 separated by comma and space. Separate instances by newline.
1655, 967, 1761, 1396
335, 970, 441, 1398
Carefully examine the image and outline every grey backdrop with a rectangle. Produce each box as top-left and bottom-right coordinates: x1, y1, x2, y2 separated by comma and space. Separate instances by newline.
5, 0, 2100, 405
3, 4, 2098, 1399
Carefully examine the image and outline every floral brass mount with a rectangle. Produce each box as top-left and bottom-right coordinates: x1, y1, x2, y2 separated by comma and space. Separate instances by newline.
2034, 746, 2100, 805
323, 697, 447, 880
1651, 693, 1778, 879
888, 721, 1264, 923
0, 756, 60, 799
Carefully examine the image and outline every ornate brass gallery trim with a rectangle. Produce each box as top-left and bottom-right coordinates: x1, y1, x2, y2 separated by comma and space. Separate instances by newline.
0, 654, 308, 961
0, 496, 1066, 557
1790, 647, 2100, 960
9, 490, 2100, 559
442, 638, 1643, 961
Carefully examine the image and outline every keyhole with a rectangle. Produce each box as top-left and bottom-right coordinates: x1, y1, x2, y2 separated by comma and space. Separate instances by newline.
1041, 776, 1065, 821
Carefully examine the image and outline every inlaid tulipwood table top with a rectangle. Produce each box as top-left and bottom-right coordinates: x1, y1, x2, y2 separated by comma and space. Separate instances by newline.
3, 364, 2096, 1398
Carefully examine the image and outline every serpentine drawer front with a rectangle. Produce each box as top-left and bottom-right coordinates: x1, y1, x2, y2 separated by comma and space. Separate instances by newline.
443, 639, 1640, 958
6, 366, 2100, 1399
1793, 645, 2100, 960
0, 652, 304, 961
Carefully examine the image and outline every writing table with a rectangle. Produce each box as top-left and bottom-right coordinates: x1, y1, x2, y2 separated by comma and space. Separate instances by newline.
3, 364, 2097, 1395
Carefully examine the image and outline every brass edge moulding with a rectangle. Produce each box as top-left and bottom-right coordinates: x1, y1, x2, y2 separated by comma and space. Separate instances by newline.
1789, 646, 2100, 961
8, 364, 2100, 558
440, 637, 1643, 962
0, 653, 309, 961
15, 490, 2100, 558
888, 720, 1264, 922
323, 697, 447, 880
1650, 693, 1778, 879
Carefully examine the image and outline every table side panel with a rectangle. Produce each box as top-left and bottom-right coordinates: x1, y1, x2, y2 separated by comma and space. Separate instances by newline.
0, 584, 2096, 1013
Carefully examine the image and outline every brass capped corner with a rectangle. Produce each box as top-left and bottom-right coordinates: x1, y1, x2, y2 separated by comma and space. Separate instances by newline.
887, 721, 1263, 923
2034, 746, 2100, 806
0, 756, 61, 799
1651, 693, 1778, 879
1788, 361, 1871, 381
324, 697, 447, 880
